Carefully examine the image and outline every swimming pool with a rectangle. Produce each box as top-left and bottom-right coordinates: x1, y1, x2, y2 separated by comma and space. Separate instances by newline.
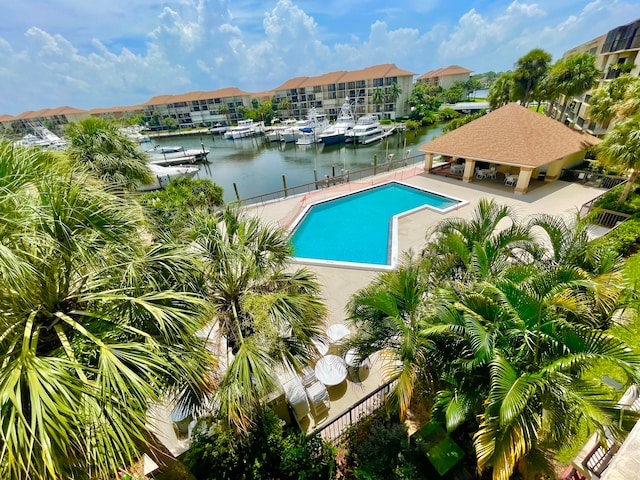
289, 181, 467, 269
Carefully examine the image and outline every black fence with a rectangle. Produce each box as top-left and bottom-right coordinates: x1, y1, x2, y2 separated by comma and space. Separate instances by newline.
236, 154, 425, 206
561, 169, 628, 190
312, 378, 397, 444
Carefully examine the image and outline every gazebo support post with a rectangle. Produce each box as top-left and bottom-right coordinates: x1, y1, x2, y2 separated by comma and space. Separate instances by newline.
424, 152, 434, 172
544, 160, 564, 182
514, 167, 534, 194
463, 159, 476, 183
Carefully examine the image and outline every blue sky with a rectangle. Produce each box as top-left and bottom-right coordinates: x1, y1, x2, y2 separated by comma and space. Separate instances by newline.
1, 0, 638, 115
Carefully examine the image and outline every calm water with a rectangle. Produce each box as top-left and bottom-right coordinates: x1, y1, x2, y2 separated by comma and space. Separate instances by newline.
290, 182, 460, 266
151, 124, 444, 202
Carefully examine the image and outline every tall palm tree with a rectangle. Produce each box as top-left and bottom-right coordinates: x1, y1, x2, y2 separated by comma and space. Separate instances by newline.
487, 72, 514, 110
588, 74, 640, 125
387, 82, 402, 117
344, 253, 435, 419
278, 97, 291, 120
0, 144, 212, 479
188, 206, 327, 432
597, 114, 640, 203
66, 117, 153, 191
513, 48, 552, 106
551, 53, 601, 122
372, 87, 385, 114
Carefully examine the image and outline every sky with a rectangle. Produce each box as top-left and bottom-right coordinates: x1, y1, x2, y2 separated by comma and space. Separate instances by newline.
1, 0, 638, 115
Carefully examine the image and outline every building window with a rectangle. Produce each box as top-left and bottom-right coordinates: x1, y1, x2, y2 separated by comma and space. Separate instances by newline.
314, 85, 321, 93
328, 84, 336, 92
338, 83, 345, 90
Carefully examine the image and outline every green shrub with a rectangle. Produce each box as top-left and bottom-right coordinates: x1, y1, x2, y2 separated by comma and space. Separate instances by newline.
405, 120, 420, 131
437, 108, 459, 121
593, 184, 640, 216
184, 410, 336, 480
380, 119, 393, 125
590, 218, 640, 257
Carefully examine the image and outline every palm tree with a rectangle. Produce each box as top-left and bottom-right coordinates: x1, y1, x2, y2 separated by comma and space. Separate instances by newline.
66, 117, 153, 191
0, 144, 212, 479
588, 74, 640, 125
487, 72, 514, 110
372, 87, 385, 114
344, 253, 435, 419
597, 114, 640, 202
278, 97, 291, 120
551, 52, 601, 122
218, 104, 231, 126
387, 82, 402, 117
423, 198, 536, 283
188, 206, 327, 432
513, 48, 552, 106
424, 263, 640, 480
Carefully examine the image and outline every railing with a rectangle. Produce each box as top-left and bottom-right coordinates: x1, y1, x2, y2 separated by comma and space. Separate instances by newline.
579, 180, 632, 228
562, 169, 628, 190
582, 440, 619, 477
236, 154, 425, 206
311, 378, 398, 444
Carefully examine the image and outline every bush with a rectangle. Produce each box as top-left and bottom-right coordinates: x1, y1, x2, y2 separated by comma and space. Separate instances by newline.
593, 184, 640, 216
437, 108, 459, 121
380, 119, 393, 125
590, 218, 640, 257
184, 410, 336, 480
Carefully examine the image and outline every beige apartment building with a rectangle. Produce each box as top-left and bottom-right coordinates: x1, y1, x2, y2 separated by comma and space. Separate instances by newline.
270, 64, 415, 121
416, 65, 472, 90
550, 18, 640, 135
0, 64, 415, 135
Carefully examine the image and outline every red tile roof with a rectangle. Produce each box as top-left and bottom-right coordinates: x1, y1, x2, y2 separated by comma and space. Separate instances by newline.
418, 65, 472, 80
418, 103, 601, 167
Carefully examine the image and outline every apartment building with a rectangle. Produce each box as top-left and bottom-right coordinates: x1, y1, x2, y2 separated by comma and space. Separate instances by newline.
416, 65, 472, 90
270, 64, 415, 121
550, 18, 640, 135
0, 64, 415, 133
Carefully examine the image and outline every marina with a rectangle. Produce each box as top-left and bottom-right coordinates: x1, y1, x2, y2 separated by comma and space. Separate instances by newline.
149, 123, 444, 203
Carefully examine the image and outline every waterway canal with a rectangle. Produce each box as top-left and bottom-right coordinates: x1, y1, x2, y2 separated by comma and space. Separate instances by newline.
151, 124, 444, 202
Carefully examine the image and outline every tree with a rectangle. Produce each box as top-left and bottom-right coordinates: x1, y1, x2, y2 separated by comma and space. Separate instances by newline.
551, 52, 601, 122
443, 82, 465, 103
66, 117, 153, 191
487, 72, 514, 110
218, 104, 230, 126
588, 74, 640, 125
409, 83, 442, 112
466, 78, 483, 99
278, 97, 291, 121
344, 254, 435, 419
597, 114, 640, 203
163, 116, 177, 130
513, 48, 552, 106
188, 207, 328, 433
372, 87, 385, 113
387, 82, 402, 115
0, 144, 212, 479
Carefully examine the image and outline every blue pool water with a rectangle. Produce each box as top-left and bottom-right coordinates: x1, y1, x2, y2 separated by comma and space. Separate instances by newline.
289, 182, 462, 266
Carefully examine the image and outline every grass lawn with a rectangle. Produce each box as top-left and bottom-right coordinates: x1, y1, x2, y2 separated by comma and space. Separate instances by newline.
555, 250, 640, 464
528, 104, 546, 115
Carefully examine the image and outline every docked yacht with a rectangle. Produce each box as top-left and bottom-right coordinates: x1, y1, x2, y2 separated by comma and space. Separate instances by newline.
120, 125, 150, 143
14, 125, 67, 151
146, 145, 209, 165
224, 119, 261, 139
138, 164, 200, 191
344, 115, 383, 144
318, 99, 355, 145
266, 119, 297, 142
279, 108, 329, 143
209, 123, 228, 134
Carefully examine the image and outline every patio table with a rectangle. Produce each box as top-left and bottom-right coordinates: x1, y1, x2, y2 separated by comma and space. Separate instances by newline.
314, 354, 348, 386
327, 323, 350, 344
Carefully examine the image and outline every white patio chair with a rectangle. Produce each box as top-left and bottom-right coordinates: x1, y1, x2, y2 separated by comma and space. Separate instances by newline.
305, 381, 330, 420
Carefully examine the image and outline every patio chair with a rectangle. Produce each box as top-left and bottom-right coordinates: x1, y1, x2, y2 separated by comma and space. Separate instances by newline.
505, 175, 518, 187
300, 365, 318, 387
305, 380, 330, 420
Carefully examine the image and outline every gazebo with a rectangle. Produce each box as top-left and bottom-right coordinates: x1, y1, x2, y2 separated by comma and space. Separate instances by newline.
419, 103, 601, 194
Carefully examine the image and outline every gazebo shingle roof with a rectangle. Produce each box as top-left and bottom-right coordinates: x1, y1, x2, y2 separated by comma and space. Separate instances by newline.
419, 103, 601, 168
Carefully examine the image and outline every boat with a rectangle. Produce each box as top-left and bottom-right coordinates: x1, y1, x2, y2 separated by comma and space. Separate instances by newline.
120, 125, 150, 143
295, 128, 317, 146
344, 115, 384, 144
318, 99, 355, 145
209, 123, 228, 134
138, 163, 200, 191
266, 119, 297, 142
279, 108, 329, 143
14, 124, 67, 151
145, 145, 209, 164
224, 119, 261, 139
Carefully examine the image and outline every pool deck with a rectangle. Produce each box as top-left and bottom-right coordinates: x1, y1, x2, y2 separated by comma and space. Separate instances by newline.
242, 166, 608, 429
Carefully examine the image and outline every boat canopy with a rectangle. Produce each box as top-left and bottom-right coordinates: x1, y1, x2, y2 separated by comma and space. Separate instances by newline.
299, 127, 313, 133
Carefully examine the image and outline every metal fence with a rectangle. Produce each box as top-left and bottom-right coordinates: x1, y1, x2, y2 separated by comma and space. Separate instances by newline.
561, 169, 628, 190
580, 181, 632, 228
236, 153, 425, 206
312, 378, 398, 444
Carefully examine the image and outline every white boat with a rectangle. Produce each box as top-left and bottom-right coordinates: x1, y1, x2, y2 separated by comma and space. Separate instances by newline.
139, 164, 199, 191
295, 130, 317, 145
14, 125, 67, 151
279, 108, 329, 143
345, 115, 383, 144
120, 125, 150, 143
224, 119, 261, 139
209, 123, 228, 134
146, 145, 209, 164
318, 99, 355, 145
266, 119, 297, 142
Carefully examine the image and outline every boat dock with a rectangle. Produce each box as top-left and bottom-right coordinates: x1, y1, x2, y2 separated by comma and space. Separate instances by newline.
361, 126, 397, 145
